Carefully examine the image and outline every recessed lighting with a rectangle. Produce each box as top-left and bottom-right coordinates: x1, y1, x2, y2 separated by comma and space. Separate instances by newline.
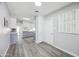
35, 2, 42, 6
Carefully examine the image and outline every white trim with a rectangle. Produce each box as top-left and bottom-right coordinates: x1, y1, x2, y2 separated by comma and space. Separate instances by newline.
53, 45, 78, 57
40, 41, 78, 57
3, 44, 10, 57
35, 40, 43, 43
39, 41, 78, 56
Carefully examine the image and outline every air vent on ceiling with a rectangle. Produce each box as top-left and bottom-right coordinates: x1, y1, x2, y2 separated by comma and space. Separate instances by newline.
35, 11, 39, 12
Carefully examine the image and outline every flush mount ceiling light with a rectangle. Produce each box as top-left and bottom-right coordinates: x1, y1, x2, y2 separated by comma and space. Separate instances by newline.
35, 2, 42, 6
23, 17, 30, 21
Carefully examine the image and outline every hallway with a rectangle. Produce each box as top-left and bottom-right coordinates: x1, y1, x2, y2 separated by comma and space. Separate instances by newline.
5, 37, 73, 57
0, 2, 79, 57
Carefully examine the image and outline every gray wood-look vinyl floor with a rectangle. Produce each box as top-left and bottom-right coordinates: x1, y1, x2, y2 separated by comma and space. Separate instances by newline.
5, 37, 74, 57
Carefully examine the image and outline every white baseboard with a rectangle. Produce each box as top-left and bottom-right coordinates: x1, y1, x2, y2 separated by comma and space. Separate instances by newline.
3, 44, 10, 57
53, 45, 78, 57
35, 40, 43, 43
42, 41, 78, 57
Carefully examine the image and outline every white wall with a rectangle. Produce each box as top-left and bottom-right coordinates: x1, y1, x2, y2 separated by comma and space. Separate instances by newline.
0, 28, 10, 56
9, 18, 17, 28
43, 2, 79, 56
43, 16, 54, 45
54, 32, 79, 56
0, 3, 10, 27
36, 15, 44, 43
0, 3, 11, 56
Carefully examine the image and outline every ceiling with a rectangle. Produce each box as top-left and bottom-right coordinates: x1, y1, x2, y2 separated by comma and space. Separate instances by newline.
6, 2, 71, 18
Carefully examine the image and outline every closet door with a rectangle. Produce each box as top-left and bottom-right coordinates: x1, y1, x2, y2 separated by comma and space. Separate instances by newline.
49, 16, 54, 44
53, 9, 77, 33
53, 15, 59, 32
60, 9, 75, 33
64, 11, 70, 33
58, 14, 61, 32
75, 8, 79, 33
44, 16, 54, 45
69, 9, 75, 33
58, 13, 65, 32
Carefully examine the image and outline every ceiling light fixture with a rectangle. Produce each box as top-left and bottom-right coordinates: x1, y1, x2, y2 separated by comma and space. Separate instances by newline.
23, 17, 30, 21
35, 2, 42, 6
